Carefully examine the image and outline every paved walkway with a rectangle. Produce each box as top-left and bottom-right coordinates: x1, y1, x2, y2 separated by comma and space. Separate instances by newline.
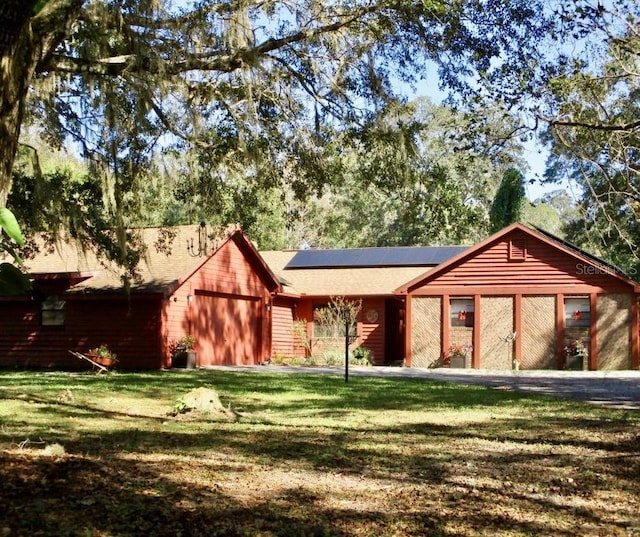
204, 365, 640, 411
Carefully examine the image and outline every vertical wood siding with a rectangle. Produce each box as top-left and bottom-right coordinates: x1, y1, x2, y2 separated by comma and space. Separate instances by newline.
164, 238, 270, 366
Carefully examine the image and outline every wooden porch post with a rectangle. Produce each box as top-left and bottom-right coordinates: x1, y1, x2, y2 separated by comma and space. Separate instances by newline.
589, 293, 598, 371
472, 294, 481, 369
556, 293, 564, 369
514, 293, 522, 366
632, 296, 639, 369
442, 294, 450, 360
404, 295, 412, 367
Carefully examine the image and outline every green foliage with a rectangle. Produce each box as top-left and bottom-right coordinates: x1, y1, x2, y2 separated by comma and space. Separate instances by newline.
168, 398, 192, 416
32, 1, 48, 15
0, 262, 32, 296
5, 0, 635, 263
489, 168, 526, 233
5, 0, 560, 250
88, 344, 117, 360
537, 5, 640, 275
169, 335, 196, 358
0, 207, 31, 296
350, 346, 373, 366
8, 165, 147, 285
0, 208, 24, 246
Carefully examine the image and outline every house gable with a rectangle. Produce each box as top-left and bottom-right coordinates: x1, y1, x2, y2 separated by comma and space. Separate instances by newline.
397, 223, 640, 295
171, 230, 281, 299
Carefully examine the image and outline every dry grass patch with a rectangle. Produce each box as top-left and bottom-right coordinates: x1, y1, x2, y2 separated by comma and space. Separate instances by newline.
0, 370, 638, 536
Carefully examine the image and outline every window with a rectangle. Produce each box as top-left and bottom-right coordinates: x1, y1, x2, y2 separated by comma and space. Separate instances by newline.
450, 298, 474, 328
564, 297, 590, 327
42, 296, 65, 326
509, 239, 527, 261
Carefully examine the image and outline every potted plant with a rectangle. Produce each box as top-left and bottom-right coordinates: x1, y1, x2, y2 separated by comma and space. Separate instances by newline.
445, 343, 472, 368
170, 335, 197, 369
87, 344, 118, 368
564, 339, 588, 370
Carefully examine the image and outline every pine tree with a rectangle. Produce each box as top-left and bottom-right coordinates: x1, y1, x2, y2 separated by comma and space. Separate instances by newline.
489, 168, 526, 233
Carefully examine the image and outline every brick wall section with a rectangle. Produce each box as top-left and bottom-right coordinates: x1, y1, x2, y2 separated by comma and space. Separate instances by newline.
522, 296, 556, 369
597, 293, 632, 369
480, 297, 514, 369
411, 297, 442, 367
450, 326, 473, 348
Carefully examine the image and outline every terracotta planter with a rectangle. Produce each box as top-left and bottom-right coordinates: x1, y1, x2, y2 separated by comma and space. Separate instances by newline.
87, 354, 118, 368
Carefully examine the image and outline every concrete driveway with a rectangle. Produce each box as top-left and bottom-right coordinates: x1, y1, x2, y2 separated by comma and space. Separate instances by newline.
205, 365, 640, 411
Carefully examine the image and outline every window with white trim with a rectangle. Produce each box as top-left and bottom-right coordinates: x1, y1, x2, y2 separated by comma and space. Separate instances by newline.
450, 298, 475, 328
42, 296, 66, 326
564, 296, 590, 327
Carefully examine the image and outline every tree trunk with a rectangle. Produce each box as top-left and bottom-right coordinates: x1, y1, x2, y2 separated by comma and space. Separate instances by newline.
0, 2, 40, 207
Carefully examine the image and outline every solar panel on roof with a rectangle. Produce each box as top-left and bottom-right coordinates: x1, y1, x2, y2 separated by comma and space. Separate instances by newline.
284, 246, 467, 269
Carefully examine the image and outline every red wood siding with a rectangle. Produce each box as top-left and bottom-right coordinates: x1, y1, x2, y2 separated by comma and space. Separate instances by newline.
194, 292, 261, 365
416, 230, 629, 293
271, 300, 307, 359
360, 298, 385, 364
163, 238, 270, 366
294, 296, 388, 364
271, 303, 294, 358
0, 297, 163, 370
405, 228, 640, 370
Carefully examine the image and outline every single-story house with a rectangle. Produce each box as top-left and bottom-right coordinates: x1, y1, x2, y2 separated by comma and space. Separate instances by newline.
0, 225, 281, 369
1, 222, 638, 370
263, 223, 640, 370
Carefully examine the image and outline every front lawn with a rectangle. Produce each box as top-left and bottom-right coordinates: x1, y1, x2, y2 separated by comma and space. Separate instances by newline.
0, 369, 638, 536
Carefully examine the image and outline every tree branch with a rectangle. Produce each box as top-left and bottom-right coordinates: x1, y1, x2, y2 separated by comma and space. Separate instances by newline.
36, 5, 378, 77
540, 115, 640, 133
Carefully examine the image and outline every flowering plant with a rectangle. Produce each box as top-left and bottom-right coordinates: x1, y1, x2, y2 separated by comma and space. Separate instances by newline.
447, 343, 472, 357
443, 343, 472, 366
88, 343, 117, 360
170, 335, 195, 357
564, 339, 588, 358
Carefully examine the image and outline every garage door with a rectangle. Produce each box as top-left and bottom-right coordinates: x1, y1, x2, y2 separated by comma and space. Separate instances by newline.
194, 292, 261, 366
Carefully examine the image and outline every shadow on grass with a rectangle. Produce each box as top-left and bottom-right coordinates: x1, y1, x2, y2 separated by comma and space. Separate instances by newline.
1, 370, 639, 536
0, 451, 413, 537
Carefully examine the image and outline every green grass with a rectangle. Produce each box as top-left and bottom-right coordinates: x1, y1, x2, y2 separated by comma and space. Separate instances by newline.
0, 369, 639, 536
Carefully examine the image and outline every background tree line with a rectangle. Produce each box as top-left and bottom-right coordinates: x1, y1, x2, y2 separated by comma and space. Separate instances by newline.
1, 1, 639, 279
